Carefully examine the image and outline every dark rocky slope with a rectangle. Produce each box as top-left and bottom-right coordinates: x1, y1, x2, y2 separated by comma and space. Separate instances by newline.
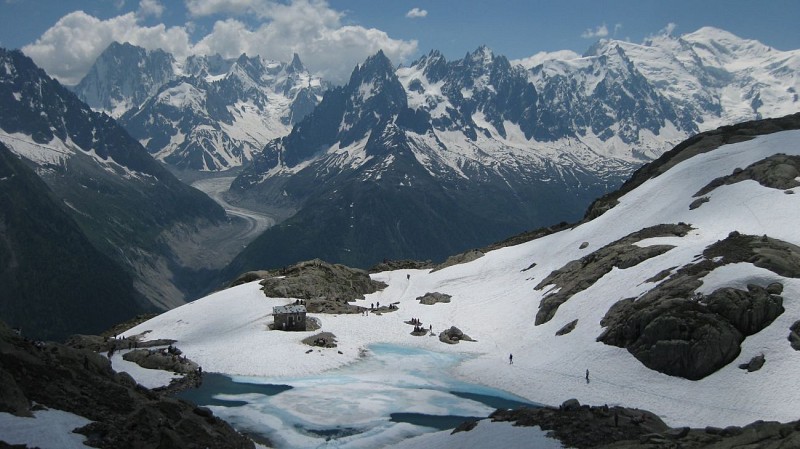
487, 399, 800, 449
0, 321, 255, 448
0, 143, 145, 341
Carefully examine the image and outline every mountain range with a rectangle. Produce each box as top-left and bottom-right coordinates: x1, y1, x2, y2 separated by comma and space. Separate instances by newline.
221, 27, 799, 273
74, 42, 325, 171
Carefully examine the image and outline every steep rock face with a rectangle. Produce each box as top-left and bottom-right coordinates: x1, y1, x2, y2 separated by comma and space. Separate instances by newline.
0, 143, 144, 341
0, 48, 226, 311
72, 42, 177, 117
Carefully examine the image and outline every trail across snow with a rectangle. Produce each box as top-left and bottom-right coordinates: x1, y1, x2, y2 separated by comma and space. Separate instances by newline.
124, 130, 800, 435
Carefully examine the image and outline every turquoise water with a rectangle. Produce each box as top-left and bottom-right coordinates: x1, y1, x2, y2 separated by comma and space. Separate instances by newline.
176, 343, 541, 448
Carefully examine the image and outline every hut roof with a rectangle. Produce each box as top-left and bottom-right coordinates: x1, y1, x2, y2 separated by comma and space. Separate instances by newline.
273, 305, 307, 315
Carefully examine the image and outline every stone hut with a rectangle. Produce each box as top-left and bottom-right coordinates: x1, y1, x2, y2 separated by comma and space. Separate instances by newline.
273, 304, 307, 331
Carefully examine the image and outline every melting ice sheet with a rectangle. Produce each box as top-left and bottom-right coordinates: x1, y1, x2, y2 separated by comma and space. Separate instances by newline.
178, 343, 544, 448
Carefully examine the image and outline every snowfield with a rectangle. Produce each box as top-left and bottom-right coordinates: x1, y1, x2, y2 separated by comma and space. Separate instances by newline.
124, 130, 800, 431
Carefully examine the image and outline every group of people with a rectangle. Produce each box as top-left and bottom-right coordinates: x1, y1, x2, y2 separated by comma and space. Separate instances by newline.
409, 317, 433, 334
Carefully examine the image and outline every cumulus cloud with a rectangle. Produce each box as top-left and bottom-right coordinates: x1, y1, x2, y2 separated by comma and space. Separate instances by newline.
511, 49, 581, 69
23, 11, 192, 85
405, 8, 427, 19
24, 0, 417, 86
581, 23, 609, 39
662, 22, 677, 36
192, 0, 418, 84
138, 0, 165, 18
184, 0, 258, 17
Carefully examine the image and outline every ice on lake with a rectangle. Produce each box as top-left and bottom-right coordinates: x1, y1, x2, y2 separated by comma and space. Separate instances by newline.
178, 343, 546, 448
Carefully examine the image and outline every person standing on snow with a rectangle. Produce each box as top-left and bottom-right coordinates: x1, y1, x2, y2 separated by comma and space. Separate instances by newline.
509, 354, 513, 364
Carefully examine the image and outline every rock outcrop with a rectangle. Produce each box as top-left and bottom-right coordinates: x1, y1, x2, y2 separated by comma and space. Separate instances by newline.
555, 319, 578, 336
488, 400, 800, 449
302, 332, 337, 348
598, 232, 793, 379
790, 320, 800, 350
432, 250, 485, 272
260, 259, 387, 305
417, 292, 452, 305
438, 326, 475, 344
123, 348, 199, 374
535, 223, 692, 325
369, 259, 434, 273
695, 153, 800, 197
739, 354, 766, 372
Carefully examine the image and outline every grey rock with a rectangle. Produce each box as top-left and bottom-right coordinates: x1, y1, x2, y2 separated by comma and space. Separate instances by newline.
438, 326, 474, 344
704, 284, 784, 335
417, 292, 452, 305
302, 332, 337, 348
555, 319, 578, 336
561, 398, 581, 411
665, 426, 690, 439
432, 250, 485, 272
739, 354, 765, 372
790, 320, 800, 350
122, 348, 199, 374
598, 232, 800, 380
695, 154, 800, 197
535, 223, 691, 325
767, 282, 784, 295
689, 196, 709, 210
0, 322, 256, 449
451, 420, 479, 434
579, 241, 589, 249
260, 259, 387, 313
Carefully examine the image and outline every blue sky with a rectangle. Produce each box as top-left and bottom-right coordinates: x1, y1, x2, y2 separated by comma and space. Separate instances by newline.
1, 0, 798, 85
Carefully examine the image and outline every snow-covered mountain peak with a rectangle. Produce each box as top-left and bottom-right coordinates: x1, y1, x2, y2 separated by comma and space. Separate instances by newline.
97, 43, 327, 171
352, 50, 396, 84
682, 26, 777, 70
466, 45, 495, 65
72, 41, 177, 117
287, 53, 306, 74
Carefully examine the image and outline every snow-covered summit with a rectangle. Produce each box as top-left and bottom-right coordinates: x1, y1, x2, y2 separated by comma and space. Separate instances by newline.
114, 48, 325, 171
589, 27, 800, 130
72, 41, 177, 118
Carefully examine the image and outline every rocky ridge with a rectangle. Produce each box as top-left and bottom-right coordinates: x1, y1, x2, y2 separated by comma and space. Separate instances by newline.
486, 399, 800, 449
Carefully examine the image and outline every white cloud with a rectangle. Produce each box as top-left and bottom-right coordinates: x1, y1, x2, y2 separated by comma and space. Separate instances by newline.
24, 0, 416, 86
22, 11, 192, 86
189, 0, 417, 84
138, 0, 165, 18
662, 22, 677, 36
511, 49, 581, 69
581, 23, 609, 39
184, 0, 258, 17
405, 7, 427, 19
